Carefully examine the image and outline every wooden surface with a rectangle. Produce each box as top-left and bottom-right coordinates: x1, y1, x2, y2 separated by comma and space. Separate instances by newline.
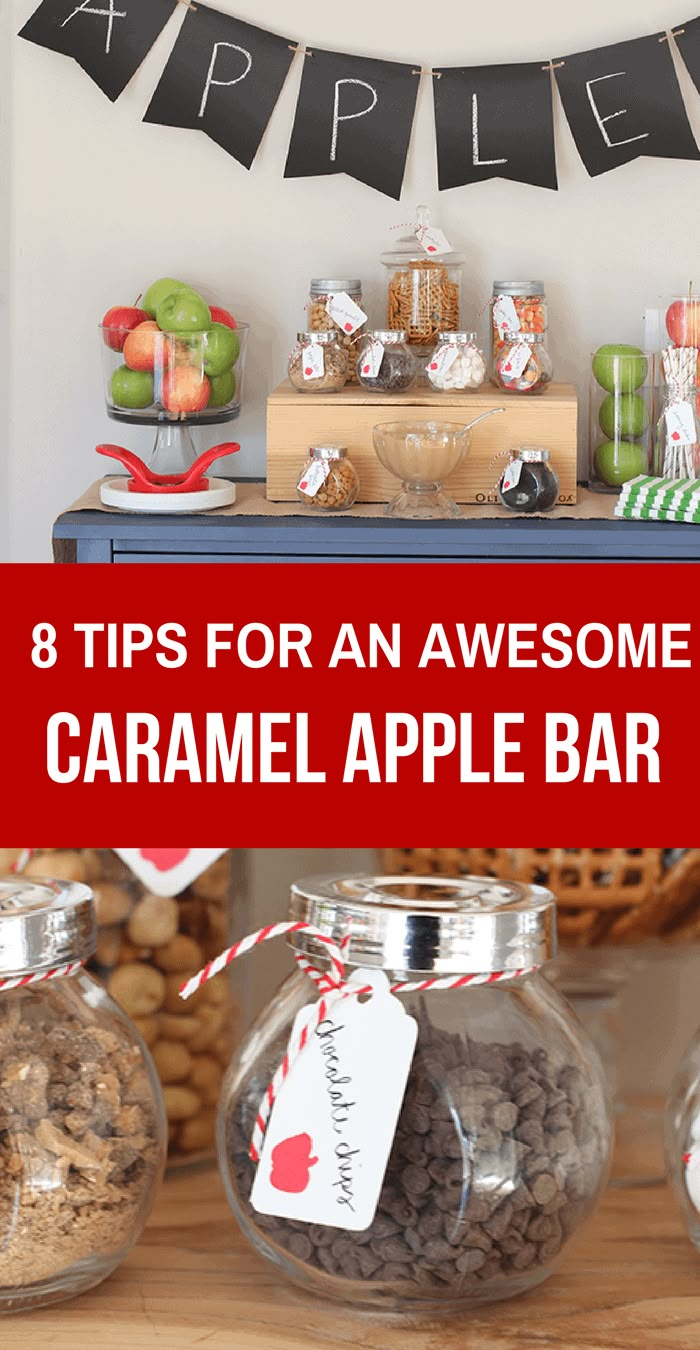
266, 381, 578, 504
6, 1167, 700, 1349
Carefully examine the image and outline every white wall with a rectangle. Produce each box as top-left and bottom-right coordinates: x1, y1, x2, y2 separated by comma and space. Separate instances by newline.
6, 0, 700, 560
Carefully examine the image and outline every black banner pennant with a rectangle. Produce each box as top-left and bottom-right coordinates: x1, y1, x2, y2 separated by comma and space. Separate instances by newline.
434, 61, 557, 191
285, 47, 419, 200
19, 0, 177, 103
553, 32, 700, 177
675, 16, 700, 95
144, 4, 295, 171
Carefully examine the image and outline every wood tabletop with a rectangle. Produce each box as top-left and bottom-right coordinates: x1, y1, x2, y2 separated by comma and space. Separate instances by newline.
5, 1166, 700, 1349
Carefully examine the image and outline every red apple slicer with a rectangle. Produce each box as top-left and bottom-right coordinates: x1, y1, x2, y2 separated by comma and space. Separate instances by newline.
97, 442, 240, 513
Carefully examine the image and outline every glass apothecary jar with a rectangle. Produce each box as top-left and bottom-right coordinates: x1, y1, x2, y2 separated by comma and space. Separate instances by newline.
0, 876, 166, 1313
490, 282, 548, 380
499, 448, 560, 513
589, 348, 653, 492
308, 279, 366, 386
665, 1023, 700, 1250
296, 446, 359, 511
288, 331, 349, 394
18, 849, 238, 1168
357, 331, 416, 393
381, 206, 463, 356
219, 874, 612, 1312
494, 333, 553, 395
427, 332, 487, 392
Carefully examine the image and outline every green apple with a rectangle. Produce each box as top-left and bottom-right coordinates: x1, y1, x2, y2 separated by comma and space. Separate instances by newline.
599, 393, 649, 441
203, 323, 240, 378
594, 439, 646, 487
157, 288, 211, 335
111, 365, 154, 409
142, 277, 185, 319
208, 369, 236, 407
592, 345, 648, 394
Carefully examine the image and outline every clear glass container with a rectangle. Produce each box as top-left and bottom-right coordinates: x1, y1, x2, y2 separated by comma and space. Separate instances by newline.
0, 876, 166, 1313
296, 446, 359, 511
288, 331, 349, 394
357, 331, 416, 393
666, 1022, 700, 1249
381, 206, 463, 355
308, 279, 366, 386
498, 448, 560, 513
493, 332, 553, 395
19, 849, 238, 1169
589, 348, 653, 492
427, 332, 487, 392
373, 411, 502, 519
491, 283, 548, 380
218, 874, 612, 1312
654, 346, 700, 480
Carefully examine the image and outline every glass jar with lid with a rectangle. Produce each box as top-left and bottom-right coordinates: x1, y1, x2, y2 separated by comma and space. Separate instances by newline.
427, 332, 487, 392
381, 206, 463, 355
666, 1022, 700, 1253
0, 875, 166, 1313
308, 279, 366, 385
494, 332, 553, 394
219, 873, 612, 1312
491, 282, 548, 378
296, 446, 359, 511
499, 448, 560, 513
357, 331, 417, 392
288, 331, 349, 394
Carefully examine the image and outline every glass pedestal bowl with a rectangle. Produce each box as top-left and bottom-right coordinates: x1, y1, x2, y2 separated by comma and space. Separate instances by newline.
373, 412, 502, 519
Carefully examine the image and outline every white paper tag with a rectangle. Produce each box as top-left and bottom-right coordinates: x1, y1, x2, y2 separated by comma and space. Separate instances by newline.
112, 848, 227, 897
500, 341, 531, 380
298, 458, 330, 498
302, 342, 325, 381
416, 225, 452, 256
360, 338, 385, 380
250, 970, 418, 1232
493, 295, 520, 337
501, 458, 523, 494
326, 292, 368, 336
686, 1149, 700, 1212
428, 344, 458, 380
665, 400, 697, 446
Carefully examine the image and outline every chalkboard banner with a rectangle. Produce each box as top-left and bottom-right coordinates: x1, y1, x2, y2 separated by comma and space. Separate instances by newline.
434, 61, 558, 192
144, 4, 295, 170
19, 0, 177, 103
676, 16, 700, 95
284, 47, 419, 200
553, 33, 700, 177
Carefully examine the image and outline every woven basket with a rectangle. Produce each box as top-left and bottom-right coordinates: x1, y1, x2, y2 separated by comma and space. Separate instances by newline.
381, 848, 700, 946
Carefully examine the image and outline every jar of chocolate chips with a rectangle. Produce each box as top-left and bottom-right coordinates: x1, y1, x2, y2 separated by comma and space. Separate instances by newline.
356, 331, 417, 392
219, 874, 612, 1311
0, 877, 166, 1312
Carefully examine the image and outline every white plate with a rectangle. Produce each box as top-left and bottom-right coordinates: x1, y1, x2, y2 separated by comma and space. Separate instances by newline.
100, 477, 236, 514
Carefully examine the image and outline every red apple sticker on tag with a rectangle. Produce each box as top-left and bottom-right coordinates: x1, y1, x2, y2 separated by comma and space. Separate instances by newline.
344, 323, 353, 332
112, 848, 228, 896
270, 1135, 319, 1193
304, 367, 313, 377
504, 363, 512, 373
430, 362, 438, 371
672, 431, 681, 441
140, 848, 190, 871
363, 365, 370, 374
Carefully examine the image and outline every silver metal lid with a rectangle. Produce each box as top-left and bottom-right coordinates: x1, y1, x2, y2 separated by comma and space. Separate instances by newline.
503, 331, 544, 344
519, 447, 551, 463
311, 445, 346, 461
367, 330, 407, 345
493, 281, 545, 296
310, 279, 362, 296
298, 330, 337, 344
288, 874, 555, 975
0, 877, 96, 978
439, 331, 478, 344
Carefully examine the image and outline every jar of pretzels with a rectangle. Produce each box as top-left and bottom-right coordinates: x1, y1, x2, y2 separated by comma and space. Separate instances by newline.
308, 279, 366, 385
15, 849, 238, 1169
381, 209, 463, 357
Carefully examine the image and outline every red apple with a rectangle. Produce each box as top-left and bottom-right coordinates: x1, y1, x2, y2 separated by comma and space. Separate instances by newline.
124, 321, 164, 373
162, 366, 210, 414
102, 305, 151, 352
666, 299, 700, 348
139, 848, 190, 871
210, 305, 237, 330
269, 1134, 319, 1194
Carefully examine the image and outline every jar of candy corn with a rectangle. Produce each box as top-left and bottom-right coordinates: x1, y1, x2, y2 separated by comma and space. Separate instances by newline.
491, 282, 548, 382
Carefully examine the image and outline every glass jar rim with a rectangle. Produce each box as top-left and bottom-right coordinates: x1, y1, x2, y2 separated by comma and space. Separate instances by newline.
0, 876, 95, 978
365, 330, 408, 345
310, 445, 346, 460
297, 330, 338, 344
493, 281, 545, 296
438, 331, 478, 344
518, 448, 551, 462
310, 279, 362, 295
503, 331, 544, 344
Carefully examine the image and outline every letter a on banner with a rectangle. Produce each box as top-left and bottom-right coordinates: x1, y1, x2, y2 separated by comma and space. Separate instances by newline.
553, 32, 700, 176
434, 61, 558, 190
285, 47, 419, 199
19, 0, 177, 102
144, 4, 296, 170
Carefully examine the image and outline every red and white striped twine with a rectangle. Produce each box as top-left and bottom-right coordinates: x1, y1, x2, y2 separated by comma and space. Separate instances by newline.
10, 849, 36, 873
179, 922, 535, 1162
0, 960, 86, 992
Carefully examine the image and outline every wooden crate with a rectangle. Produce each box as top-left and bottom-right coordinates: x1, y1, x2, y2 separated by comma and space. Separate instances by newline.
266, 380, 578, 504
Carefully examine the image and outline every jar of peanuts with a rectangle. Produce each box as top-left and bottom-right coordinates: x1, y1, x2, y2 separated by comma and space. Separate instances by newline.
308, 279, 367, 385
296, 445, 359, 511
381, 207, 463, 357
16, 848, 239, 1169
493, 332, 553, 395
491, 282, 548, 381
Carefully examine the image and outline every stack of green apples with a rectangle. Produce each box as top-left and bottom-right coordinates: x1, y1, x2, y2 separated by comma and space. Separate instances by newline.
591, 345, 649, 488
102, 277, 240, 415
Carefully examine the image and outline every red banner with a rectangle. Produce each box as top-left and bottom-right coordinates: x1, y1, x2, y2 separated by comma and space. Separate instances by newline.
3, 562, 699, 843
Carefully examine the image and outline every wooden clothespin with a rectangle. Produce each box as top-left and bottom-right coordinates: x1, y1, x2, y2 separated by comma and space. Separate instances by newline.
659, 28, 686, 42
542, 60, 566, 73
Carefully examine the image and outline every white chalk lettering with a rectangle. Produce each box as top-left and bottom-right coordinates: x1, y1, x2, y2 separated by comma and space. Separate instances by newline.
331, 79, 378, 162
61, 1, 126, 56
586, 73, 649, 150
199, 42, 253, 119
472, 94, 508, 166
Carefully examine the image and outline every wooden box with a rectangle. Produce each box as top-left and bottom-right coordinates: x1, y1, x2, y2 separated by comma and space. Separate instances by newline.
266, 381, 578, 504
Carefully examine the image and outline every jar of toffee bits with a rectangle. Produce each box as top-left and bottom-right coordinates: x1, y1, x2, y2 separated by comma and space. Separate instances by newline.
219, 874, 612, 1312
0, 877, 166, 1313
296, 446, 359, 511
288, 331, 349, 394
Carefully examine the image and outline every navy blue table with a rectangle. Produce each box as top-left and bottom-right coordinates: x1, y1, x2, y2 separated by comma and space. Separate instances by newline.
52, 482, 700, 563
